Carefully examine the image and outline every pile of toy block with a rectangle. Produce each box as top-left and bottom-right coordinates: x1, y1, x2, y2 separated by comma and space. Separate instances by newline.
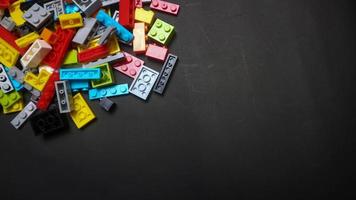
0, 0, 179, 134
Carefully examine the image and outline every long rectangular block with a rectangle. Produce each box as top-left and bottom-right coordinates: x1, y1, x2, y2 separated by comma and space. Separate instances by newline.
82, 52, 125, 68
72, 17, 97, 45
150, 0, 180, 15
55, 80, 73, 113
153, 54, 178, 94
11, 101, 37, 129
119, 0, 135, 29
0, 64, 14, 93
21, 39, 52, 69
60, 68, 101, 80
129, 66, 158, 100
89, 84, 129, 100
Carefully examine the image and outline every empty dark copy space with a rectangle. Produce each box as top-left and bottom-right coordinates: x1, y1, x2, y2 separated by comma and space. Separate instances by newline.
1, 0, 356, 199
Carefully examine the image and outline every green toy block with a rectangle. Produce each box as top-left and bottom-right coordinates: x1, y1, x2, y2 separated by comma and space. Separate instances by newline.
91, 63, 114, 88
148, 18, 175, 46
0, 90, 21, 109
63, 49, 78, 65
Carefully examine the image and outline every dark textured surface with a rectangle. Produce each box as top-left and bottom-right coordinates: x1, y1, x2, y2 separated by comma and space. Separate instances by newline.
1, 0, 356, 199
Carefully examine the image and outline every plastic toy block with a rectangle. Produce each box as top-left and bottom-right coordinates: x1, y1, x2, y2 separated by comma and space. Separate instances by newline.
112, 10, 119, 22
72, 17, 97, 45
148, 18, 174, 45
150, 0, 179, 16
9, 0, 26, 26
40, 28, 57, 44
0, 64, 14, 93
11, 101, 37, 129
21, 39, 52, 69
65, 3, 80, 14
96, 9, 134, 44
60, 68, 101, 80
37, 71, 59, 110
92, 22, 106, 38
23, 3, 52, 30
15, 32, 40, 48
63, 49, 78, 65
82, 52, 125, 68
133, 22, 147, 53
42, 27, 75, 69
135, 8, 154, 25
91, 63, 114, 88
0, 37, 19, 67
114, 52, 144, 79
0, 8, 3, 19
98, 26, 115, 45
0, 26, 27, 55
59, 13, 83, 29
3, 98, 24, 114
30, 105, 68, 135
70, 93, 96, 129
44, 0, 65, 20
89, 83, 129, 100
0, 89, 21, 109
99, 97, 115, 111
7, 66, 40, 96
70, 80, 89, 92
119, 0, 135, 29
153, 54, 177, 94
135, 0, 143, 8
78, 45, 110, 63
78, 34, 120, 55
4, 66, 23, 91
55, 80, 73, 113
101, 0, 119, 7
72, 0, 102, 16
0, 16, 16, 31
24, 69, 51, 91
0, 0, 10, 8
129, 66, 158, 100
145, 44, 168, 62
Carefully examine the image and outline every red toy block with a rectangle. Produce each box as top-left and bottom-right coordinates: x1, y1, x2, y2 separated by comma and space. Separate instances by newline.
78, 45, 110, 63
0, 26, 27, 55
145, 44, 168, 62
37, 71, 59, 111
150, 0, 180, 16
119, 0, 135, 29
113, 52, 144, 78
42, 27, 75, 69
0, 0, 10, 9
135, 0, 142, 8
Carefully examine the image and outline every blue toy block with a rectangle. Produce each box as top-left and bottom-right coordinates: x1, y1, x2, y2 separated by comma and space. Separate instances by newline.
4, 66, 23, 91
88, 84, 129, 100
70, 80, 89, 92
65, 3, 80, 14
60, 68, 101, 80
96, 10, 133, 44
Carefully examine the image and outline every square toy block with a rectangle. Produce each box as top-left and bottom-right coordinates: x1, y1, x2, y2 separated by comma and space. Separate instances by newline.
150, 0, 180, 16
82, 52, 125, 68
3, 98, 24, 114
36, 71, 59, 111
99, 97, 115, 111
96, 9, 134, 44
0, 64, 14, 93
55, 80, 73, 113
119, 0, 135, 29
0, 16, 16, 31
21, 39, 52, 69
135, 8, 154, 25
15, 32, 40, 48
70, 80, 89, 92
11, 101, 37, 129
0, 88, 21, 109
89, 84, 129, 100
129, 66, 159, 100
60, 68, 101, 80
78, 45, 110, 63
43, 0, 65, 20
70, 93, 96, 129
24, 69, 52, 91
148, 18, 174, 45
9, 0, 26, 26
133, 22, 147, 53
30, 105, 69, 135
72, 17, 98, 45
78, 34, 120, 55
91, 63, 114, 88
153, 54, 178, 94
4, 66, 23, 91
145, 44, 168, 62
23, 3, 52, 30
114, 52, 144, 79
0, 37, 19, 67
72, 0, 102, 16
59, 12, 83, 29
63, 49, 78, 65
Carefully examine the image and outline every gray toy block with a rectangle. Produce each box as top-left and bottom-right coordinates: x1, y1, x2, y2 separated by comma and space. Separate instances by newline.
98, 26, 115, 45
129, 66, 159, 100
0, 64, 14, 93
0, 16, 16, 31
153, 54, 178, 94
102, 0, 119, 7
82, 52, 125, 68
72, 0, 102, 16
11, 101, 37, 129
23, 3, 51, 29
72, 17, 98, 45
55, 80, 73, 113
99, 97, 115, 111
8, 67, 41, 97
44, 0, 65, 20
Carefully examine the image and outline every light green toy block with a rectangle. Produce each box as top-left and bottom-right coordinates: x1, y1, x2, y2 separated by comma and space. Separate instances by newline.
63, 49, 78, 65
0, 90, 22, 109
91, 63, 114, 88
148, 18, 175, 46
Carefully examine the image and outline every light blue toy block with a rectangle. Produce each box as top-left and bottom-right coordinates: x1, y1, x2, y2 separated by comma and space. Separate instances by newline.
88, 84, 129, 100
96, 10, 133, 44
60, 68, 101, 80
4, 66, 23, 91
70, 80, 89, 92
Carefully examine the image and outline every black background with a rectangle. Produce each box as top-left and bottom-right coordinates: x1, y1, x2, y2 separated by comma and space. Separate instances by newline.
1, 0, 356, 199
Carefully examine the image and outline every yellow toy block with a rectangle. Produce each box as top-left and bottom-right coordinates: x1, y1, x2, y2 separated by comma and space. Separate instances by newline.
133, 23, 147, 53
9, 0, 26, 26
15, 32, 40, 48
135, 8, 155, 25
70, 93, 96, 129
59, 13, 83, 29
77, 35, 120, 55
3, 98, 24, 114
63, 49, 78, 65
0, 37, 19, 67
24, 69, 51, 91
